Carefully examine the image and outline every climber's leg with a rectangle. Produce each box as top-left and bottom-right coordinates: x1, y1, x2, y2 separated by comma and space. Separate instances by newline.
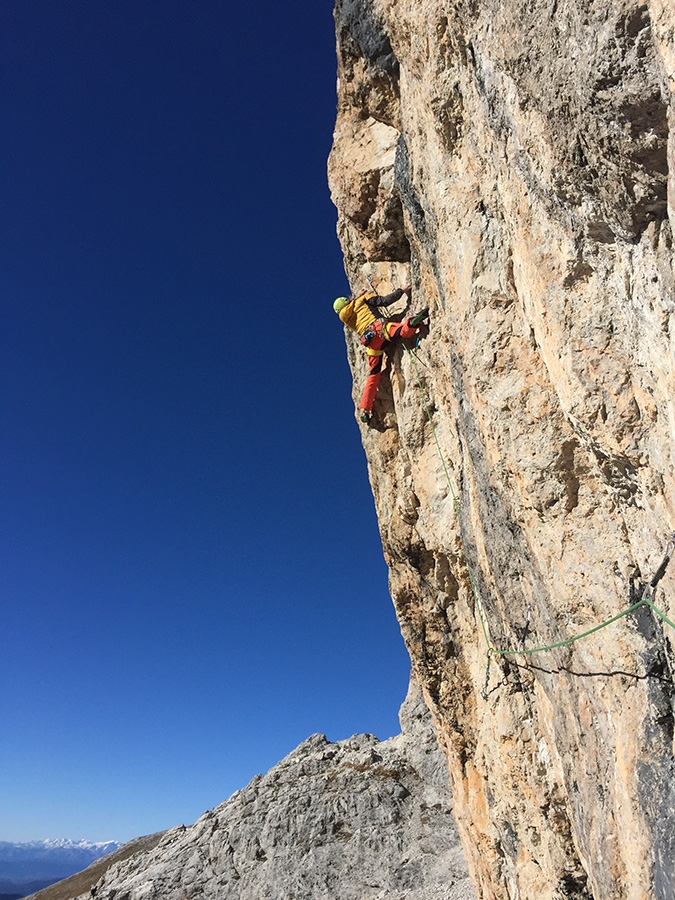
385, 319, 418, 340
359, 349, 384, 412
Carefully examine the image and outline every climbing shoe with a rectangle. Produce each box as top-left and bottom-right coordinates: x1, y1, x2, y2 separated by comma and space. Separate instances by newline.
410, 308, 430, 327
360, 410, 371, 424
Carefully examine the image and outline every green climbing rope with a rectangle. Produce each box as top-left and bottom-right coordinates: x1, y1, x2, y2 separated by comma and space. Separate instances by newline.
644, 596, 675, 630
402, 343, 675, 680
489, 597, 647, 657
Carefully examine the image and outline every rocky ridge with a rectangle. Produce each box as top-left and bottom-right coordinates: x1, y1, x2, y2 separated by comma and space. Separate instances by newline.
29, 680, 472, 900
328, 1, 675, 899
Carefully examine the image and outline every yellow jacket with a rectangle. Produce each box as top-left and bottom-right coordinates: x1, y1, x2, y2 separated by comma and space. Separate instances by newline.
338, 291, 380, 335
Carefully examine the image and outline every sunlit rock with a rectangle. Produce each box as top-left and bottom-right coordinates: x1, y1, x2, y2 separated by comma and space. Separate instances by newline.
329, 1, 675, 898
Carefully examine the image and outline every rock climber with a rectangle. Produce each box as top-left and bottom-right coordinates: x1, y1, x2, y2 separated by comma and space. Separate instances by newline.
333, 285, 429, 422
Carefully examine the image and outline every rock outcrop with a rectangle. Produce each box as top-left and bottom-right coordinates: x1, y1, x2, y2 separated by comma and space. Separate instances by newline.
32, 681, 472, 900
328, 1, 675, 899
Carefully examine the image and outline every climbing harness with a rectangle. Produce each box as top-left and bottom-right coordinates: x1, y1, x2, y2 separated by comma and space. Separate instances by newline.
361, 326, 378, 347
402, 343, 675, 700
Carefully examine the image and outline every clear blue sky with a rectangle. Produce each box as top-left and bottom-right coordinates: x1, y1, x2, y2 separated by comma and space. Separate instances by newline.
0, 0, 410, 843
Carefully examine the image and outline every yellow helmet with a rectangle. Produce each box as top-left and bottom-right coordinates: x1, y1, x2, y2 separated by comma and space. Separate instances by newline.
333, 297, 349, 314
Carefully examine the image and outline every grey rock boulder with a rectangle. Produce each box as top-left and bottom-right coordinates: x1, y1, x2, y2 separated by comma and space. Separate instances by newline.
62, 679, 472, 900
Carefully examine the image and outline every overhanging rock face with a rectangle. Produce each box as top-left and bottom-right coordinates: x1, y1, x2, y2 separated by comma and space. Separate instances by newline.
328, 1, 675, 898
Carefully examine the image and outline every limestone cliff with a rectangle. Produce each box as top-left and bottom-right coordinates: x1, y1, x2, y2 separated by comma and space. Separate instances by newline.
328, 2, 675, 899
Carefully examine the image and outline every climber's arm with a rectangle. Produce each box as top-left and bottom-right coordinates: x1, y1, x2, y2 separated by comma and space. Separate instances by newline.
366, 285, 411, 312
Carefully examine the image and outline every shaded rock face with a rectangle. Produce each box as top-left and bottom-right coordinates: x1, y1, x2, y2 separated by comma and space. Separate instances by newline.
328, 1, 675, 899
60, 681, 472, 900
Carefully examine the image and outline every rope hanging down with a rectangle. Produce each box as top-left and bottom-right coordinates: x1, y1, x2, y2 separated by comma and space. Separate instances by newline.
401, 344, 675, 695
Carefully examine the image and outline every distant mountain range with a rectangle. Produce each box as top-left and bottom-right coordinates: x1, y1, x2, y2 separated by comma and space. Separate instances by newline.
0, 839, 121, 898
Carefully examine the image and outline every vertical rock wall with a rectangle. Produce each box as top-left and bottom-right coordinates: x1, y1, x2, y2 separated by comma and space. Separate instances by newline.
328, 1, 675, 898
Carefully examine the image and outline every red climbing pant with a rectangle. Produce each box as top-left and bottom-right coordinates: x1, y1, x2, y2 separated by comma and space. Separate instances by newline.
359, 318, 418, 412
